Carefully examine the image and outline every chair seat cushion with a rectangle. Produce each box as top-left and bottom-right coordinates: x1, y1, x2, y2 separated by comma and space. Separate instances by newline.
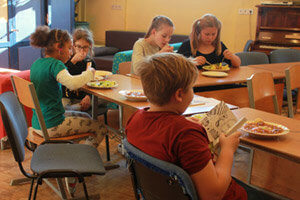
31, 143, 105, 176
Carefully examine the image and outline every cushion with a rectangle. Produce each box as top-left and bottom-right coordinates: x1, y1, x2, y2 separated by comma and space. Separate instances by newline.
93, 46, 119, 57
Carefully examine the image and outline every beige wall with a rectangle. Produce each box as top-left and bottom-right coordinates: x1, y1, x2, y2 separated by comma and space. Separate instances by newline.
84, 0, 261, 52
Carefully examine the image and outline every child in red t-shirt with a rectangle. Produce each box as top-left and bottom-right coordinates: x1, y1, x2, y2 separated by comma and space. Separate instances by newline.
125, 52, 247, 200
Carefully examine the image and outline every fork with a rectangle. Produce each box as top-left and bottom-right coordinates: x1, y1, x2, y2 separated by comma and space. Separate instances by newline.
205, 60, 212, 65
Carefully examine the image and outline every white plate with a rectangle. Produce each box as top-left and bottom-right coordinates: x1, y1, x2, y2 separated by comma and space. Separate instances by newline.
119, 89, 147, 101
93, 76, 104, 81
201, 71, 228, 77
95, 70, 113, 78
86, 80, 118, 89
202, 64, 230, 72
240, 121, 289, 137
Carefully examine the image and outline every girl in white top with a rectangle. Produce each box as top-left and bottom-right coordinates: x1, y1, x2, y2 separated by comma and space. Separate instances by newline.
131, 15, 174, 74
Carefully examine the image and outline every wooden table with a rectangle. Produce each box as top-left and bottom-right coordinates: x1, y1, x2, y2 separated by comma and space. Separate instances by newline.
247, 62, 300, 73
82, 75, 238, 132
195, 66, 284, 87
233, 108, 300, 199
195, 66, 285, 113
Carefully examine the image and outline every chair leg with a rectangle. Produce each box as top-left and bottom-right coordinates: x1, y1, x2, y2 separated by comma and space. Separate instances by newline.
104, 112, 110, 161
33, 179, 40, 200
81, 179, 90, 200
28, 178, 35, 200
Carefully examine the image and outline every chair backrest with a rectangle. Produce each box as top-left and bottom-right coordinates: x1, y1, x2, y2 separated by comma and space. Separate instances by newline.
270, 49, 300, 63
11, 75, 50, 140
0, 92, 28, 162
118, 61, 132, 75
235, 52, 269, 66
247, 72, 279, 114
123, 138, 198, 200
285, 64, 300, 118
243, 39, 253, 52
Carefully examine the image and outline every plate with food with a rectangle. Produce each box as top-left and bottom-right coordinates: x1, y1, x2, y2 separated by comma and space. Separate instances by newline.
119, 89, 147, 101
86, 80, 118, 89
94, 70, 113, 79
191, 113, 207, 120
240, 118, 289, 137
201, 71, 228, 78
203, 63, 230, 72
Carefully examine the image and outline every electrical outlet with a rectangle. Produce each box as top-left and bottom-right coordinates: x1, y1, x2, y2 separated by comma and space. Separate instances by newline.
238, 9, 244, 15
238, 8, 254, 15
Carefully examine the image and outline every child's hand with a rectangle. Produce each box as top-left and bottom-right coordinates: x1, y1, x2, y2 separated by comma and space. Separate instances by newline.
160, 45, 174, 53
71, 52, 86, 64
219, 131, 241, 154
80, 95, 91, 111
193, 56, 206, 66
223, 49, 234, 60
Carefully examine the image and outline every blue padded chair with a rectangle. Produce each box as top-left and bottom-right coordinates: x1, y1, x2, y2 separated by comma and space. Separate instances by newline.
270, 49, 300, 63
243, 39, 253, 52
235, 52, 269, 66
0, 91, 106, 200
123, 138, 198, 200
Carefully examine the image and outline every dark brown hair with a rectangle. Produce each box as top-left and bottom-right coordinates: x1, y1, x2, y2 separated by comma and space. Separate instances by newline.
190, 14, 222, 56
30, 25, 72, 54
144, 15, 174, 38
136, 53, 198, 106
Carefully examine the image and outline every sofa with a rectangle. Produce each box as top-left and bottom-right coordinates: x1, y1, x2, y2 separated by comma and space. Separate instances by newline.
93, 30, 188, 71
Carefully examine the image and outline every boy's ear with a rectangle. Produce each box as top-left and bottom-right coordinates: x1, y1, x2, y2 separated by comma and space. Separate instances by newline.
174, 88, 184, 103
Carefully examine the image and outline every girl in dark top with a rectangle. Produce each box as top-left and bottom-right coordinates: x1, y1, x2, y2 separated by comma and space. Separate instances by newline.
62, 28, 96, 111
178, 14, 241, 69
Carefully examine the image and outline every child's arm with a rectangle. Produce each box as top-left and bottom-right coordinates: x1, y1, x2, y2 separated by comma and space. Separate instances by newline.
191, 131, 241, 200
56, 68, 93, 90
223, 49, 241, 67
131, 42, 147, 75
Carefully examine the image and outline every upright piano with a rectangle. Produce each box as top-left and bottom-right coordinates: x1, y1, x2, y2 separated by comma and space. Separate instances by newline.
251, 5, 300, 54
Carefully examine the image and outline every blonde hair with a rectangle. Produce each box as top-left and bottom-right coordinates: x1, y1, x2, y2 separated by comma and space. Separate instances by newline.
136, 53, 198, 106
73, 28, 94, 56
144, 15, 174, 38
30, 26, 71, 55
190, 14, 222, 56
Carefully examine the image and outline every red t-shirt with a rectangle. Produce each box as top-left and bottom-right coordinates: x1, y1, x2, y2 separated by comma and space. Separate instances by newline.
125, 108, 247, 200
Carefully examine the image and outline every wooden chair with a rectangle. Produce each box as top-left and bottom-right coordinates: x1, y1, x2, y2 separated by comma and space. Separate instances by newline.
118, 61, 132, 75
247, 72, 280, 114
285, 64, 300, 118
10, 75, 98, 147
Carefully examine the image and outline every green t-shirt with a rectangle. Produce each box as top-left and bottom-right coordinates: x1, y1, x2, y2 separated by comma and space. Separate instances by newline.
30, 57, 66, 129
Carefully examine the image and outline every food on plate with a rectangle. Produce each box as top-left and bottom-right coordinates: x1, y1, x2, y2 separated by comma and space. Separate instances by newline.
242, 118, 285, 134
94, 75, 104, 81
125, 90, 146, 98
191, 113, 206, 120
203, 63, 230, 71
87, 80, 117, 88
119, 89, 147, 101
